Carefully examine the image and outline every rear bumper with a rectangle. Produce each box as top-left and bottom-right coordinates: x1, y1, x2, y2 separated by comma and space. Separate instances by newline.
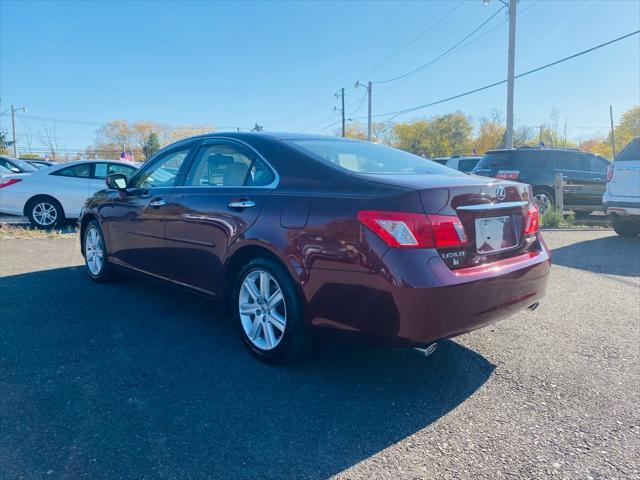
304, 235, 551, 346
603, 196, 640, 217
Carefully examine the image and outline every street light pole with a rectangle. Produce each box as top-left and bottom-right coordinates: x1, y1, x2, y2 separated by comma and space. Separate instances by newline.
341, 88, 345, 137
10, 104, 27, 157
505, 0, 517, 149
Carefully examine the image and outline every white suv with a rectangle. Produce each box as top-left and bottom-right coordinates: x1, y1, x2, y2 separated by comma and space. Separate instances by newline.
603, 137, 640, 236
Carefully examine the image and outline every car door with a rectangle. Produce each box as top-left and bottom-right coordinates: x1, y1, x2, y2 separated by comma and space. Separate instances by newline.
580, 154, 608, 206
164, 138, 277, 293
555, 151, 589, 207
102, 142, 195, 278
47, 163, 95, 217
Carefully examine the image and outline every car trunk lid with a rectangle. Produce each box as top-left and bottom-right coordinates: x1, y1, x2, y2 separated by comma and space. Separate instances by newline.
355, 172, 538, 270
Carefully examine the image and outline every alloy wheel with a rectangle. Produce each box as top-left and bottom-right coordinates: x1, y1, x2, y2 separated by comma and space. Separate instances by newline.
85, 226, 104, 276
32, 202, 57, 226
534, 193, 552, 215
238, 269, 287, 350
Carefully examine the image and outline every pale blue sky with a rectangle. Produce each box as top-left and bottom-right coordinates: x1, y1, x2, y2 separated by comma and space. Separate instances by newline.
1, 0, 638, 154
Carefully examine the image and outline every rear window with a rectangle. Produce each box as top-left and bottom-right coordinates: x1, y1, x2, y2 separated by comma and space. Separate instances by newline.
474, 152, 512, 169
288, 139, 461, 176
615, 138, 639, 162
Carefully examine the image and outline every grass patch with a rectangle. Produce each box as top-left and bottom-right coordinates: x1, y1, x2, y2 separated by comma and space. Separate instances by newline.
540, 208, 575, 228
0, 223, 77, 239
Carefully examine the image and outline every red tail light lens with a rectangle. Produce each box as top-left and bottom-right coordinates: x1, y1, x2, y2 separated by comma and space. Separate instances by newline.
357, 210, 468, 248
606, 164, 614, 182
0, 178, 22, 189
496, 170, 520, 180
524, 204, 540, 235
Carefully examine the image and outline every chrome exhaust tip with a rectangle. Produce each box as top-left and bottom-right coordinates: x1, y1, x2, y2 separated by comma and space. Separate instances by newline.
528, 302, 540, 311
414, 343, 438, 357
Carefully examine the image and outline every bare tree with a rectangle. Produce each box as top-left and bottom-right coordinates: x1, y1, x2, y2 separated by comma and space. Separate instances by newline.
39, 122, 60, 160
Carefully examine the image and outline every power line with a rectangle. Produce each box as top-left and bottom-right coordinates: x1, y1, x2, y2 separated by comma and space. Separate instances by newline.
357, 0, 466, 81
372, 3, 507, 85
356, 30, 640, 121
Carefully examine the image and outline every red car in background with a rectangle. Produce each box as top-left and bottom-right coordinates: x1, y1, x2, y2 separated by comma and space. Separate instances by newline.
78, 133, 550, 363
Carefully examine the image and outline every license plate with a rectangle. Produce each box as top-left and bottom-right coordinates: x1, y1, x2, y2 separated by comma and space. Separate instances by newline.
475, 215, 517, 254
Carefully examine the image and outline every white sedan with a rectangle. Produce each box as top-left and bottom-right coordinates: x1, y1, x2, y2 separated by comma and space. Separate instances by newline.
0, 160, 139, 228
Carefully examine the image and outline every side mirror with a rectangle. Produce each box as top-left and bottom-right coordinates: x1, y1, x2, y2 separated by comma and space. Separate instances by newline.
10, 167, 21, 173
105, 173, 128, 190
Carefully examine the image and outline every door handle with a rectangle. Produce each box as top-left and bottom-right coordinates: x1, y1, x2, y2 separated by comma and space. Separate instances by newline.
149, 199, 167, 207
228, 200, 255, 209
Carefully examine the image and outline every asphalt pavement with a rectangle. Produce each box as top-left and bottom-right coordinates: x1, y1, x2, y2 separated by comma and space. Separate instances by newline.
0, 230, 638, 479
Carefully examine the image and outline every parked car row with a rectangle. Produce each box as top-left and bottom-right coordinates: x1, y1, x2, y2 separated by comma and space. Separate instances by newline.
0, 159, 139, 228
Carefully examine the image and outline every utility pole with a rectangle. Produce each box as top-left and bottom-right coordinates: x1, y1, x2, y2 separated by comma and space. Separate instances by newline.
340, 88, 345, 137
10, 104, 26, 157
609, 105, 616, 159
11, 105, 17, 157
367, 81, 372, 141
505, 0, 517, 149
355, 81, 373, 141
539, 124, 544, 146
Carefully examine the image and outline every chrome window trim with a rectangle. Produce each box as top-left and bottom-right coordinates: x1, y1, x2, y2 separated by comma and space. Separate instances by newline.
177, 136, 280, 190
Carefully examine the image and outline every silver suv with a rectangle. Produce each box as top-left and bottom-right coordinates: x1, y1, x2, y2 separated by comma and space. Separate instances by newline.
603, 137, 640, 236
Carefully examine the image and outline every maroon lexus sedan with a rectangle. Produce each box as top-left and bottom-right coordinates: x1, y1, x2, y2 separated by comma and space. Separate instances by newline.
79, 132, 550, 362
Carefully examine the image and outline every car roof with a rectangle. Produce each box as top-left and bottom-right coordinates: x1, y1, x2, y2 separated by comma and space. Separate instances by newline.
486, 146, 587, 154
188, 131, 365, 142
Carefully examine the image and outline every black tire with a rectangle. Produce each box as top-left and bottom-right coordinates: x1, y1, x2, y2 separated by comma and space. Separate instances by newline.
83, 219, 116, 282
232, 257, 314, 363
612, 218, 640, 237
532, 187, 555, 215
25, 196, 65, 230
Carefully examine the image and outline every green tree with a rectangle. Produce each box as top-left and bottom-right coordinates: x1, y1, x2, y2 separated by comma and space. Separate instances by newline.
613, 105, 639, 152
0, 129, 14, 155
142, 132, 161, 160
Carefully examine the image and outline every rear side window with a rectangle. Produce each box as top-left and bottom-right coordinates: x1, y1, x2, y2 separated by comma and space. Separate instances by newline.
53, 164, 91, 178
583, 155, 609, 173
556, 153, 583, 171
475, 152, 512, 169
615, 138, 639, 162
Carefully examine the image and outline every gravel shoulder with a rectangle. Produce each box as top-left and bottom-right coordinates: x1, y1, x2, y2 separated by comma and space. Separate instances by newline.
0, 231, 638, 479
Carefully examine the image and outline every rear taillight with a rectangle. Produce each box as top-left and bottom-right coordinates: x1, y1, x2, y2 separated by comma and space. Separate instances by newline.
357, 210, 468, 248
0, 178, 22, 189
606, 164, 614, 182
496, 170, 520, 180
524, 204, 540, 235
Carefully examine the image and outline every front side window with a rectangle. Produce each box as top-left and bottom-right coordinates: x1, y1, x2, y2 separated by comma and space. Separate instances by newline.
185, 142, 275, 187
289, 139, 460, 175
133, 147, 191, 188
54, 164, 91, 178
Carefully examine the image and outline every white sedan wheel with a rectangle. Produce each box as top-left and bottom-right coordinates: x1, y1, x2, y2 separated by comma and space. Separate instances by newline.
32, 202, 58, 226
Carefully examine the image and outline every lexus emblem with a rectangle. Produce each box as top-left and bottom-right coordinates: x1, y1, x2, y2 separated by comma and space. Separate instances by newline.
496, 186, 507, 200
